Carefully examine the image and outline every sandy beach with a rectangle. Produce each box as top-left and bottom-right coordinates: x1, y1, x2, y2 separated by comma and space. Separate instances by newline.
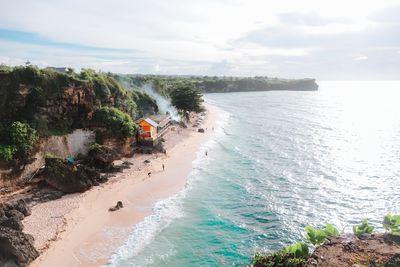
24, 107, 217, 267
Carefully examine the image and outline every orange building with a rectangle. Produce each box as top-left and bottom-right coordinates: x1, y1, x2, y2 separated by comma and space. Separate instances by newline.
136, 114, 171, 143
137, 118, 158, 141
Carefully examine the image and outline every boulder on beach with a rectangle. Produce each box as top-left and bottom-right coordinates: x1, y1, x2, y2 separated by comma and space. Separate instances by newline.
43, 155, 100, 193
0, 226, 39, 266
109, 201, 123, 211
87, 144, 119, 171
0, 200, 31, 231
198, 128, 205, 133
0, 199, 39, 266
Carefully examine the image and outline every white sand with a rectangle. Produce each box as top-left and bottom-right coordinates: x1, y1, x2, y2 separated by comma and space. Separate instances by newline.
25, 107, 217, 267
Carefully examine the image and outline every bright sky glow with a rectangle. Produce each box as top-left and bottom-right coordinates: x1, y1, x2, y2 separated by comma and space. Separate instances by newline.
0, 0, 399, 79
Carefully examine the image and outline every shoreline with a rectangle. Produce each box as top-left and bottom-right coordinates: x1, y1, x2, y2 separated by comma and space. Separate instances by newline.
24, 106, 217, 266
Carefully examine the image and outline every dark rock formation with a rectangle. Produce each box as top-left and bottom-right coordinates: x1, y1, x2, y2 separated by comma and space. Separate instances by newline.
198, 128, 205, 133
0, 199, 39, 266
0, 226, 39, 266
109, 201, 123, 211
87, 145, 119, 171
0, 200, 32, 231
11, 199, 31, 217
43, 156, 100, 193
305, 234, 400, 267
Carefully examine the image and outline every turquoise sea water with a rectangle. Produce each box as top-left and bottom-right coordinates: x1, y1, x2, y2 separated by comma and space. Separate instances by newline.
109, 81, 400, 266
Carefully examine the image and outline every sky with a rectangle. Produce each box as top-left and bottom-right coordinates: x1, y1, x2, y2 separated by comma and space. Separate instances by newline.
0, 0, 400, 79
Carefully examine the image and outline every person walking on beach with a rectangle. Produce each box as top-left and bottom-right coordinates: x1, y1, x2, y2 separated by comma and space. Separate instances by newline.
162, 164, 165, 171
205, 151, 208, 156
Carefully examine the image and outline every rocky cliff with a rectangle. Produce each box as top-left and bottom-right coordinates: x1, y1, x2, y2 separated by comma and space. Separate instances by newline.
0, 66, 158, 185
305, 234, 400, 266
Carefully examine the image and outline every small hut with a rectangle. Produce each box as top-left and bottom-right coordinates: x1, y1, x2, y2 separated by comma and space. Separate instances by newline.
136, 115, 171, 145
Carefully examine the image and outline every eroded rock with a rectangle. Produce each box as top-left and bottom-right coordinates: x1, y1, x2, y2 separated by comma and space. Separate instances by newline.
87, 145, 118, 171
305, 234, 400, 267
0, 226, 39, 266
43, 156, 100, 193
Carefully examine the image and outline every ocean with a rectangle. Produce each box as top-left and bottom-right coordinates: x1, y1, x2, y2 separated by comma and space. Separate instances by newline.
108, 81, 400, 266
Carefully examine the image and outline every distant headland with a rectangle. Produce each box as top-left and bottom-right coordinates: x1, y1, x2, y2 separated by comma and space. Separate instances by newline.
111, 74, 319, 94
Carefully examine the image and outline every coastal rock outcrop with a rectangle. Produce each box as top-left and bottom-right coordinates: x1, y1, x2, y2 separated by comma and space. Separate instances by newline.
43, 156, 100, 193
0, 226, 39, 266
305, 234, 400, 267
0, 199, 39, 266
87, 144, 119, 171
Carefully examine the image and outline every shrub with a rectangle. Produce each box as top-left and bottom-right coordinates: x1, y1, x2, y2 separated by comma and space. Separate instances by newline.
383, 214, 400, 236
0, 145, 17, 161
88, 143, 110, 154
252, 249, 308, 267
306, 223, 339, 245
12, 65, 40, 84
39, 68, 83, 96
9, 121, 38, 155
45, 153, 63, 160
353, 219, 374, 235
79, 69, 126, 101
283, 242, 309, 258
92, 107, 138, 137
0, 65, 13, 73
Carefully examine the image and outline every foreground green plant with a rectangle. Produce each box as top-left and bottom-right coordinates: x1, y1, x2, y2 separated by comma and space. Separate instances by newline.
283, 242, 309, 258
0, 145, 17, 161
353, 219, 374, 235
306, 223, 339, 245
252, 245, 308, 267
383, 214, 400, 236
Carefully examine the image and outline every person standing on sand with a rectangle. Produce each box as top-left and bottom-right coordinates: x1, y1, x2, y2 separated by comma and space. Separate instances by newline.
205, 151, 208, 156
162, 164, 165, 171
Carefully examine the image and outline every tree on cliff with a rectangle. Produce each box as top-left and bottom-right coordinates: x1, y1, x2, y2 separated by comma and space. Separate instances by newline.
92, 107, 138, 137
170, 85, 204, 114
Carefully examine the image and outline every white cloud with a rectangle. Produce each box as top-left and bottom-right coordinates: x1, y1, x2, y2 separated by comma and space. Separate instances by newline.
355, 55, 368, 60
0, 0, 400, 78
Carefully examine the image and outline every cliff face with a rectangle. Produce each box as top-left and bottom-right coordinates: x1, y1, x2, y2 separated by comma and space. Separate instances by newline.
0, 71, 95, 129
0, 67, 159, 185
37, 83, 95, 127
0, 129, 95, 185
0, 67, 159, 129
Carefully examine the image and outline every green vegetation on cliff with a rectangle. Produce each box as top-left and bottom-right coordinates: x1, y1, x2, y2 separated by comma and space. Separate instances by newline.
251, 215, 400, 266
0, 121, 38, 161
92, 107, 138, 137
110, 74, 318, 96
0, 65, 158, 162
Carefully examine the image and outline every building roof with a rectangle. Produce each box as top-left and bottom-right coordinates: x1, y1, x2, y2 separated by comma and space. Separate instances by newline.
148, 114, 171, 127
141, 118, 159, 127
136, 114, 171, 128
